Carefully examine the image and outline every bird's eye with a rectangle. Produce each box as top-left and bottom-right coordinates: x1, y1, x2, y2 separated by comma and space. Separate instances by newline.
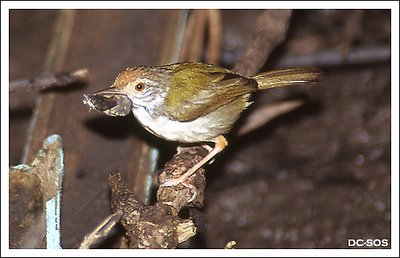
134, 82, 145, 92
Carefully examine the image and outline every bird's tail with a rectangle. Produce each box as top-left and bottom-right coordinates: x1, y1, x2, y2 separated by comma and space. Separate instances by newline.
252, 67, 322, 90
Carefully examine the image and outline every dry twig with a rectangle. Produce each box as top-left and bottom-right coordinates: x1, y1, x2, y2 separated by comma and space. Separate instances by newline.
179, 9, 223, 65
78, 212, 122, 249
233, 10, 293, 76
10, 68, 89, 93
206, 9, 223, 65
10, 68, 89, 111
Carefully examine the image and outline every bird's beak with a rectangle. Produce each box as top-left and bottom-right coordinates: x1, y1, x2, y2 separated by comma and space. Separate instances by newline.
83, 87, 133, 117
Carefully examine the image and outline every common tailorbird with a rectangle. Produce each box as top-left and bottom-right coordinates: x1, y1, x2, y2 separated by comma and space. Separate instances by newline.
83, 62, 321, 188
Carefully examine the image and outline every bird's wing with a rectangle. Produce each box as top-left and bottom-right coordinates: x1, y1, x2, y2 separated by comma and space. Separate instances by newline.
165, 63, 258, 122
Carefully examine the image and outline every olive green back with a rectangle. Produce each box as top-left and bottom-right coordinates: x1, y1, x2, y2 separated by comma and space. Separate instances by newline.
165, 63, 257, 122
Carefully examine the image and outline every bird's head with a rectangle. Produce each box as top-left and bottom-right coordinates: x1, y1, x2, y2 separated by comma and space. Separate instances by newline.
83, 66, 171, 117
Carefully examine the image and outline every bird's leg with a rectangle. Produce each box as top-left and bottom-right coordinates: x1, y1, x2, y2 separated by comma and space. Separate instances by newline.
160, 135, 228, 188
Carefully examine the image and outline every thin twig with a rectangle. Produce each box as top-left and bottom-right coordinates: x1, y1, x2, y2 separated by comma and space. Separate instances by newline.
237, 100, 304, 136
10, 68, 89, 93
78, 212, 122, 249
273, 45, 390, 68
206, 9, 223, 65
179, 10, 208, 62
233, 10, 293, 76
10, 68, 89, 112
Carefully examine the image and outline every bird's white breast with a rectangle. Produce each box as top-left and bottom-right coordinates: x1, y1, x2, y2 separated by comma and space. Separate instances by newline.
131, 94, 249, 143
132, 106, 217, 143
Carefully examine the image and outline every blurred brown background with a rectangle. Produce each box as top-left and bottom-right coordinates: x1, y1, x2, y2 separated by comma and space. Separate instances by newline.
9, 9, 391, 248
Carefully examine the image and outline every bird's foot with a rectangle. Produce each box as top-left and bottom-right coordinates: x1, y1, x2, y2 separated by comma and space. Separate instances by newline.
161, 136, 228, 203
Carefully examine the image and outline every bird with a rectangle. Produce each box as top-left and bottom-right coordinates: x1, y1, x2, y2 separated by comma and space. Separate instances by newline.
83, 62, 321, 188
